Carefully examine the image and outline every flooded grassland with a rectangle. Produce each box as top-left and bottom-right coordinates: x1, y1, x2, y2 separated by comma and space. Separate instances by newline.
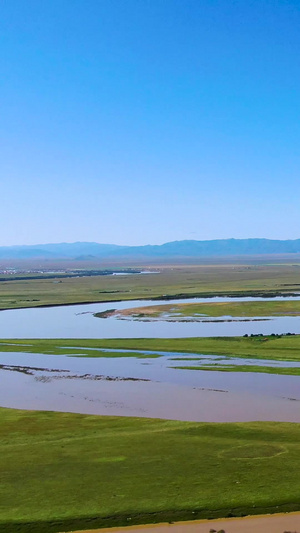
1, 294, 300, 423
2, 347, 300, 422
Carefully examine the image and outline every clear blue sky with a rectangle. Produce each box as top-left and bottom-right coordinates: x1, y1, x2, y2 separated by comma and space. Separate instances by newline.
1, 0, 299, 245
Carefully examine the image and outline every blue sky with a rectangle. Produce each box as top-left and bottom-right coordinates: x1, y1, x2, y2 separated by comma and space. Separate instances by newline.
1, 0, 300, 245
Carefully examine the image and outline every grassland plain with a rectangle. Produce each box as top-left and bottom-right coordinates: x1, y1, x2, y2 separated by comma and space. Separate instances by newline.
1, 408, 300, 533
2, 335, 300, 362
1, 262, 300, 310
115, 299, 300, 319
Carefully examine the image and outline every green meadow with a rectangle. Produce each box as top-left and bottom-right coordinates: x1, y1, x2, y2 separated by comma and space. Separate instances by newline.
1, 407, 300, 533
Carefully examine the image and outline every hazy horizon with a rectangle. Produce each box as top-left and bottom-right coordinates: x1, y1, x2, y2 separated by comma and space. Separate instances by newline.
2, 236, 300, 248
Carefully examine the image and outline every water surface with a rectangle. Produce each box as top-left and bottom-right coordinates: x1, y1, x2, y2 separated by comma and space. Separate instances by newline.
1, 295, 300, 422
1, 295, 300, 338
1, 349, 300, 423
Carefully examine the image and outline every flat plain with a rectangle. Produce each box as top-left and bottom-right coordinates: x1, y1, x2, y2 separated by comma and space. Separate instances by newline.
1, 260, 300, 309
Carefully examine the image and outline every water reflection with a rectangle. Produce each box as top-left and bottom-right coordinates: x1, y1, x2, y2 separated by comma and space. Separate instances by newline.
1, 296, 300, 338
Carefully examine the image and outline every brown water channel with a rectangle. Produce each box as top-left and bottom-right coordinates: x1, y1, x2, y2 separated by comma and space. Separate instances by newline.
1, 348, 300, 423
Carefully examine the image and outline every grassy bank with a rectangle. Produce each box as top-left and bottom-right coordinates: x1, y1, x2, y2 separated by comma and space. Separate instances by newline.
172, 364, 300, 375
1, 408, 300, 533
2, 335, 300, 362
116, 299, 300, 319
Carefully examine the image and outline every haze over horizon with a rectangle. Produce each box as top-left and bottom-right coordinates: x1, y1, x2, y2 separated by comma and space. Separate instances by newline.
2, 0, 299, 246
2, 238, 300, 261
3, 236, 300, 248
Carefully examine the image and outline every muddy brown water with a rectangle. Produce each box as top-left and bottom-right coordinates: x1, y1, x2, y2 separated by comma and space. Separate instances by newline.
1, 349, 300, 422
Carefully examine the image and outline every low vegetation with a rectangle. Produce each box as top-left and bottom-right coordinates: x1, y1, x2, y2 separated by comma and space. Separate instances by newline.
171, 364, 300, 376
1, 408, 300, 533
2, 335, 300, 362
0, 340, 159, 358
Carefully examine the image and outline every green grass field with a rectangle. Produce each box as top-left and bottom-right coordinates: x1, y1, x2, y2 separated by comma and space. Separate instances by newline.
1, 335, 300, 362
1, 407, 300, 533
1, 262, 300, 310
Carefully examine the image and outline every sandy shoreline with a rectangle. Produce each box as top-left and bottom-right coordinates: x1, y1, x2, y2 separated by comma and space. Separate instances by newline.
68, 512, 300, 533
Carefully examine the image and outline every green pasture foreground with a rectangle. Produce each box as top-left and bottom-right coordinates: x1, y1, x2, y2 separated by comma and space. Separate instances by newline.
1, 408, 300, 533
2, 334, 300, 361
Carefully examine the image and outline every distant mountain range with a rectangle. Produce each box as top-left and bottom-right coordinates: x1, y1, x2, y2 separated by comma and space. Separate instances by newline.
1, 239, 300, 260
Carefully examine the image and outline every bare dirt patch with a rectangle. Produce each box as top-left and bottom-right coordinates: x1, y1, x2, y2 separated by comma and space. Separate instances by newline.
66, 512, 300, 533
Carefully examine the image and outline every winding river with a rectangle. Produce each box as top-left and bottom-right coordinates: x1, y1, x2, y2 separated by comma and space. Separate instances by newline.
1, 295, 300, 423
1, 295, 300, 338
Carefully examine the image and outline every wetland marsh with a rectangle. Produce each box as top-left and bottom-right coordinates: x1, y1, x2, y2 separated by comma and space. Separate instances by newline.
1, 331, 300, 422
